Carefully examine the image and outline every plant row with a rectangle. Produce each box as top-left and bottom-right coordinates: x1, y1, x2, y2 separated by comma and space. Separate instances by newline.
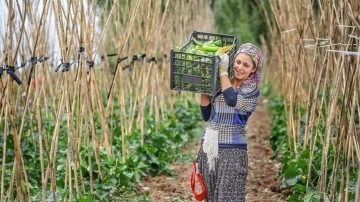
0, 98, 202, 201
263, 86, 358, 202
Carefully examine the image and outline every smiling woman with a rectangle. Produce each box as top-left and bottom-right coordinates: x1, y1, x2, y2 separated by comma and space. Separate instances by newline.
198, 43, 263, 202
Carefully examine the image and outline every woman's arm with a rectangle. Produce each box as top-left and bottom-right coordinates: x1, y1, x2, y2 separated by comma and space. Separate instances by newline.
219, 75, 232, 92
233, 84, 260, 112
218, 53, 237, 106
200, 94, 211, 121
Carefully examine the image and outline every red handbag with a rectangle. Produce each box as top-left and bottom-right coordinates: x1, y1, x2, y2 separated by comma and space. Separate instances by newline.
190, 162, 207, 201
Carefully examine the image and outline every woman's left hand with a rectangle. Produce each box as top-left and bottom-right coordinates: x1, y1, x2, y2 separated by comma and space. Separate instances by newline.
218, 54, 229, 77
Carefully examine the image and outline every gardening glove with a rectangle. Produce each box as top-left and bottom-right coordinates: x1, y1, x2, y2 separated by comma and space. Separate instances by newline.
218, 53, 229, 77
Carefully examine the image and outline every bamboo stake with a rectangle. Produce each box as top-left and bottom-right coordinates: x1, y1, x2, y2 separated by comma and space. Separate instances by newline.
0, 87, 9, 202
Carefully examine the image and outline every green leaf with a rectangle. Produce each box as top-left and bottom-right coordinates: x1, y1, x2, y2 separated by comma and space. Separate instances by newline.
102, 182, 116, 190
300, 149, 310, 159
289, 193, 300, 202
294, 184, 306, 193
285, 164, 298, 178
296, 159, 307, 174
304, 190, 322, 202
285, 176, 299, 186
57, 164, 65, 171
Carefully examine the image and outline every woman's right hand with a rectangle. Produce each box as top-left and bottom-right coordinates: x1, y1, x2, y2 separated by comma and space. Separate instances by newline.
200, 94, 211, 106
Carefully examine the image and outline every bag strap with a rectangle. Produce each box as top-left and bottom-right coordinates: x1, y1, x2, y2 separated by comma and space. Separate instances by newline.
191, 162, 196, 191
190, 162, 207, 201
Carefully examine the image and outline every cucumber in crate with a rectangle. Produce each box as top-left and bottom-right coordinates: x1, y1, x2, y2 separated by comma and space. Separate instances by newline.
170, 31, 238, 95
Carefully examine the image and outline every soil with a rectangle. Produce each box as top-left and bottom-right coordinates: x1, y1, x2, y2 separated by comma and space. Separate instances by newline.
138, 99, 288, 202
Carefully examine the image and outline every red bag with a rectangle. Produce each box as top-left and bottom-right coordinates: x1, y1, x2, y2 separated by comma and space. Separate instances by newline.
190, 162, 207, 201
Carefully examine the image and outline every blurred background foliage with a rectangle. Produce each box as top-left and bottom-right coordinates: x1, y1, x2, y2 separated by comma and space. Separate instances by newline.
97, 0, 271, 45
211, 0, 271, 45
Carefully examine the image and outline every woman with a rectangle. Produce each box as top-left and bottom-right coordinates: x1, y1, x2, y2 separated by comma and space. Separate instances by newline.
197, 43, 263, 202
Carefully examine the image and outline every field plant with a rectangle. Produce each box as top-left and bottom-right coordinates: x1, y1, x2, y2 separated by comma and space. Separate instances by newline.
1, 98, 202, 201
0, 0, 214, 201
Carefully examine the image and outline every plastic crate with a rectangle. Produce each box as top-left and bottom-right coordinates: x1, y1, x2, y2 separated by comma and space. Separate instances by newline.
170, 31, 238, 95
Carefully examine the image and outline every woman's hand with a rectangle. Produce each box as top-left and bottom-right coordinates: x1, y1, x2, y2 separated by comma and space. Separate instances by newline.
218, 53, 232, 91
218, 54, 229, 77
200, 93, 211, 106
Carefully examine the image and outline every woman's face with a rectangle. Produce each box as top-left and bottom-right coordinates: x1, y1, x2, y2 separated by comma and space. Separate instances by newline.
232, 53, 256, 82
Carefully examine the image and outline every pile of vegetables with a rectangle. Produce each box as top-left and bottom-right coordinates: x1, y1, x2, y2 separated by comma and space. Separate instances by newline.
172, 38, 234, 94
184, 38, 233, 57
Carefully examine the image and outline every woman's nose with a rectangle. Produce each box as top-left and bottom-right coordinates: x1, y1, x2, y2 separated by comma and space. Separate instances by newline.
235, 64, 243, 70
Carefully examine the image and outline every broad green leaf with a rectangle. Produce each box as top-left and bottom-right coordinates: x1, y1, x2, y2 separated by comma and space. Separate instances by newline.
294, 184, 306, 193
285, 164, 298, 178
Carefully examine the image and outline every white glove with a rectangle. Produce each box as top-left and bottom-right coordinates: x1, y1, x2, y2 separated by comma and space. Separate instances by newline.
218, 54, 229, 77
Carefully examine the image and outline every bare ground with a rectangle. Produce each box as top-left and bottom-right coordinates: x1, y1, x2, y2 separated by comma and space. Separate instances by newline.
138, 99, 287, 202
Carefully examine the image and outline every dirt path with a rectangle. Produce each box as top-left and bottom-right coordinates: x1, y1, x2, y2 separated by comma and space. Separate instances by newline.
139, 99, 287, 201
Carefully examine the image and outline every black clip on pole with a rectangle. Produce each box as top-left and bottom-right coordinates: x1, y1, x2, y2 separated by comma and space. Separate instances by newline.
31, 57, 38, 65
86, 60, 94, 69
62, 63, 71, 72
5, 65, 22, 85
117, 56, 128, 64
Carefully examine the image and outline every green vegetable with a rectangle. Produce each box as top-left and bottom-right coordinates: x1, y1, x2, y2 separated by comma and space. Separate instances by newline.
200, 45, 221, 52
203, 40, 216, 46
213, 40, 222, 46
192, 38, 204, 47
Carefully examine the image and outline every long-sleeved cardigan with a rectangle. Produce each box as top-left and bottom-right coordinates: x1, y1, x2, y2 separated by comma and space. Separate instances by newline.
200, 83, 260, 150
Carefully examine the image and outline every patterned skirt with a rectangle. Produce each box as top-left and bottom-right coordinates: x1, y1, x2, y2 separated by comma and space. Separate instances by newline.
197, 145, 248, 202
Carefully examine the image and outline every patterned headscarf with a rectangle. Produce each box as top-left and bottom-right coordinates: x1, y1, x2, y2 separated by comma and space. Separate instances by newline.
234, 43, 263, 86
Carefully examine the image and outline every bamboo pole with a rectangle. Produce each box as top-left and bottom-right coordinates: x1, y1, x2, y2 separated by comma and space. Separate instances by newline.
0, 87, 9, 202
